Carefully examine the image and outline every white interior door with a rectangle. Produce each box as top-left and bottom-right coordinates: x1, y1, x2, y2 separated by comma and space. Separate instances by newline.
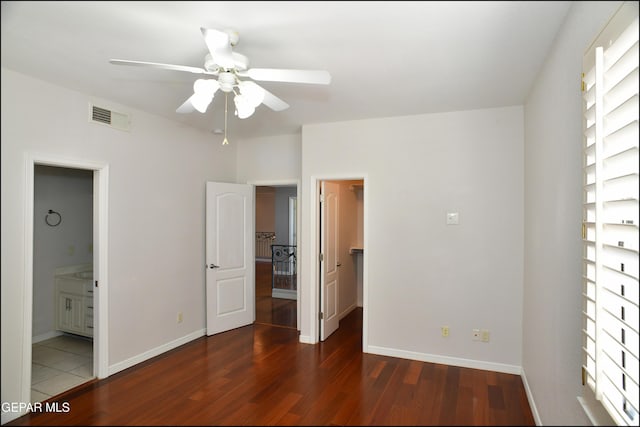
320, 181, 340, 340
206, 182, 254, 335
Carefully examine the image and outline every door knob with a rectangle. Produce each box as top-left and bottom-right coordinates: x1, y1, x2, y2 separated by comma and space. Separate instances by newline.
209, 264, 220, 269
337, 262, 342, 267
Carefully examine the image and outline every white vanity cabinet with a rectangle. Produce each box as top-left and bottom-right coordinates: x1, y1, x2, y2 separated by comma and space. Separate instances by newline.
57, 292, 85, 334
55, 273, 94, 337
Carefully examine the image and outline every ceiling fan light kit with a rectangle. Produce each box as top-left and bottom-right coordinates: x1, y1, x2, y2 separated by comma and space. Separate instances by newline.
238, 81, 264, 107
191, 79, 219, 113
110, 26, 331, 143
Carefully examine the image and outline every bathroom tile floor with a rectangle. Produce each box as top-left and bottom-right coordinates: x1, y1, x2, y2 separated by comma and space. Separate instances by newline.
31, 335, 93, 403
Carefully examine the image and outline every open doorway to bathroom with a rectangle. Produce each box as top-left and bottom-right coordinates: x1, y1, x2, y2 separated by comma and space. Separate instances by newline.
31, 165, 95, 403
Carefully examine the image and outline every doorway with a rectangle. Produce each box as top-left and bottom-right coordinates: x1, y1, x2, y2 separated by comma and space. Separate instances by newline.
23, 154, 109, 406
318, 179, 364, 342
31, 166, 94, 402
253, 183, 299, 329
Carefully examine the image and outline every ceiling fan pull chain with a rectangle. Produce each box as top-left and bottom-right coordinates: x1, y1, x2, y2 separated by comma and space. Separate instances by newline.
222, 93, 229, 145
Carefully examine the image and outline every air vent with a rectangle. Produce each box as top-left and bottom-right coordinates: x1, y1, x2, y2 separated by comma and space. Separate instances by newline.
92, 106, 111, 124
89, 104, 131, 131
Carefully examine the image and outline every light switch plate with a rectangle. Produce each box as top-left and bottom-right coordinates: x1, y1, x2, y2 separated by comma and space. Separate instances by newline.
446, 212, 459, 225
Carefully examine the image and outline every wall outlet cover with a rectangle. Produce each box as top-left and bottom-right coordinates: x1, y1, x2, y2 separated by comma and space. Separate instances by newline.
446, 212, 459, 225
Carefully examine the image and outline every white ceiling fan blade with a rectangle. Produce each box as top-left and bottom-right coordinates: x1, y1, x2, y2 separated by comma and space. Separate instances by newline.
246, 82, 289, 111
176, 95, 196, 114
110, 59, 208, 75
201, 27, 235, 69
200, 27, 229, 50
232, 52, 249, 71
244, 68, 331, 85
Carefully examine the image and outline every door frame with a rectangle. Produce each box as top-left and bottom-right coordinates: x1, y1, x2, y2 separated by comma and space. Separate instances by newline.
23, 152, 109, 404
248, 179, 301, 330
308, 174, 368, 351
288, 196, 297, 274
288, 196, 297, 249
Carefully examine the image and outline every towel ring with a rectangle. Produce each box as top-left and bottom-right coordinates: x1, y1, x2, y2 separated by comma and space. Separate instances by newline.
45, 209, 62, 227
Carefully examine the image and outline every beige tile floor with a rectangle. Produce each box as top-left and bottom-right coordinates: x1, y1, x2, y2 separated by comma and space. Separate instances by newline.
31, 335, 93, 403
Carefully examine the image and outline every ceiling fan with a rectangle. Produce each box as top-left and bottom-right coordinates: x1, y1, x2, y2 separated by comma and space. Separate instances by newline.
110, 27, 331, 124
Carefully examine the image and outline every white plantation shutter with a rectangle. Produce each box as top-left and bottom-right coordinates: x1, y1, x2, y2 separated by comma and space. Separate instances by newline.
582, 5, 639, 425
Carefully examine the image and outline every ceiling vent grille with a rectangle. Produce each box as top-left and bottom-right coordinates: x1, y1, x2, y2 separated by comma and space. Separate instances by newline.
89, 104, 131, 131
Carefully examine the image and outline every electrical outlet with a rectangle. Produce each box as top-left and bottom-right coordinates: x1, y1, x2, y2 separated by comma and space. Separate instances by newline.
446, 212, 460, 225
472, 329, 481, 341
177, 312, 183, 323
441, 326, 449, 337
481, 329, 490, 342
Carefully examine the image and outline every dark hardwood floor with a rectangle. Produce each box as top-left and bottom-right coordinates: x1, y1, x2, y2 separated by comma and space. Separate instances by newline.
255, 261, 296, 329
7, 303, 534, 426
9, 263, 533, 425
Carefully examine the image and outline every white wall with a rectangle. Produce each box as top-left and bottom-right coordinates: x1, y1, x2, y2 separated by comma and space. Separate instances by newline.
301, 106, 524, 371
1, 68, 236, 417
255, 186, 276, 234
522, 1, 622, 425
237, 133, 302, 329
33, 166, 94, 340
236, 133, 301, 183
274, 186, 297, 246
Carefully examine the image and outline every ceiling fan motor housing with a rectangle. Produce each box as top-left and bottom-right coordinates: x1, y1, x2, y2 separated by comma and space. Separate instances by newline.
218, 72, 236, 92
204, 52, 248, 72
224, 29, 239, 46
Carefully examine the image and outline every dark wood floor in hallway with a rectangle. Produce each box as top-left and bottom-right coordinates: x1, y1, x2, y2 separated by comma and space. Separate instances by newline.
255, 261, 296, 329
7, 307, 534, 426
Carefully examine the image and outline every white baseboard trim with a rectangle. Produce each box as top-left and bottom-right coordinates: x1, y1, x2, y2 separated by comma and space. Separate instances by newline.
108, 328, 205, 376
339, 303, 357, 320
272, 289, 297, 300
32, 330, 63, 344
521, 368, 542, 425
299, 334, 315, 344
367, 344, 522, 375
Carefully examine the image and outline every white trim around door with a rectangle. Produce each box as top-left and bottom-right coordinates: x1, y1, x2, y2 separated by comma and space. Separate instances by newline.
247, 179, 301, 331
307, 174, 368, 352
23, 152, 109, 408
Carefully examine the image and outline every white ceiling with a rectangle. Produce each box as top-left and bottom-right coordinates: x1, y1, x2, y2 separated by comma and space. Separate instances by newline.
1, 1, 572, 140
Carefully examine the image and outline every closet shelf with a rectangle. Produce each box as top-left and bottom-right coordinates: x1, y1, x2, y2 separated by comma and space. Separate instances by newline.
349, 247, 363, 254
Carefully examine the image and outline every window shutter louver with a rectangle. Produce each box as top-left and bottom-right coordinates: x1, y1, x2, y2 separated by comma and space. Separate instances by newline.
582, 11, 639, 426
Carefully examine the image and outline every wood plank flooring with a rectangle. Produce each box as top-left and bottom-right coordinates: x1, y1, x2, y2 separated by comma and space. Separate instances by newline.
255, 261, 296, 329
8, 306, 534, 426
